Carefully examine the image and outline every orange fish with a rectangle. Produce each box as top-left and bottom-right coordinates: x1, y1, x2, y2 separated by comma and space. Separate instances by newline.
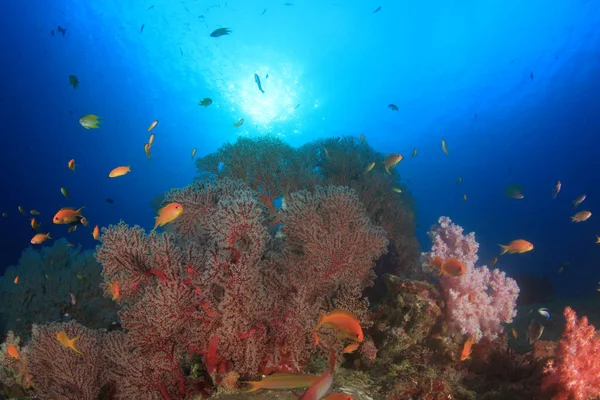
313, 309, 363, 345
31, 233, 52, 244
460, 336, 475, 361
243, 373, 319, 392
109, 166, 131, 178
233, 118, 244, 127
148, 120, 158, 132
441, 139, 449, 155
92, 225, 100, 240
31, 217, 40, 230
299, 351, 335, 400
429, 256, 466, 277
383, 154, 403, 175
14, 276, 18, 284
53, 206, 85, 224
499, 239, 533, 255
512, 327, 518, 340
149, 133, 155, 147
342, 342, 360, 354
109, 280, 120, 301
6, 345, 20, 359
191, 148, 197, 160
56, 330, 83, 354
360, 133, 366, 142
323, 394, 354, 400
152, 202, 184, 231
571, 211, 591, 223
144, 143, 151, 160
68, 159, 76, 172
573, 194, 586, 208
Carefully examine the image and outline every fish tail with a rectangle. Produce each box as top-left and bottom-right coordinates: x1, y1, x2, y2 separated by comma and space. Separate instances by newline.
384, 164, 391, 175
151, 217, 159, 232
76, 206, 86, 214
242, 382, 261, 393
47, 234, 52, 240
570, 216, 575, 222
499, 245, 509, 255
313, 330, 320, 345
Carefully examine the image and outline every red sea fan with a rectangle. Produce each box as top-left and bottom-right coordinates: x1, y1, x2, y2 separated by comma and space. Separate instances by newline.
26, 321, 104, 400
541, 307, 600, 400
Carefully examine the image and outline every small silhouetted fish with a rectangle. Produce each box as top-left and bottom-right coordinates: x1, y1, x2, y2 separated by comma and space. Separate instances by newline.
294, 104, 300, 109
254, 73, 264, 93
474, 113, 478, 119
530, 72, 534, 81
373, 6, 382, 13
50, 29, 55, 36
388, 104, 398, 111
57, 25, 66, 36
105, 198, 115, 204
210, 28, 231, 37
260, 8, 267, 15
265, 73, 269, 79
148, 5, 154, 9
141, 24, 145, 33
180, 47, 183, 56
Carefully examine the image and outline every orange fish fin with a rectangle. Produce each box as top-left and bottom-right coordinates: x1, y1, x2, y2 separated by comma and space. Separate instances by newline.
498, 245, 509, 255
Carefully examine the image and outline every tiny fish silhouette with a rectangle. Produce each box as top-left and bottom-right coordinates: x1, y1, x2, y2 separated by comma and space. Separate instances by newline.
373, 6, 382, 13
141, 24, 145, 33
148, 5, 155, 9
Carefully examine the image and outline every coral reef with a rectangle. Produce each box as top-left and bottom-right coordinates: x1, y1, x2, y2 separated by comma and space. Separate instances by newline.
10, 179, 387, 399
541, 307, 600, 400
0, 239, 118, 338
423, 216, 520, 341
196, 136, 420, 278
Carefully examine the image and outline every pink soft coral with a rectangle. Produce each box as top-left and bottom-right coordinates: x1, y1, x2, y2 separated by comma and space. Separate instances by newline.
542, 307, 600, 400
424, 216, 519, 341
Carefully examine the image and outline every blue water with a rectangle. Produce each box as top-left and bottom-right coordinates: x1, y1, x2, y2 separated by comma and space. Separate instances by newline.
1, 0, 599, 298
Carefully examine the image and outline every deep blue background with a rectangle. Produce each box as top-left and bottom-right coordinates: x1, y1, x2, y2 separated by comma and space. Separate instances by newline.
1, 0, 599, 297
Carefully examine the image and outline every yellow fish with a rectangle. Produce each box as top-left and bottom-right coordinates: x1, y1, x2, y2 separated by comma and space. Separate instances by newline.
191, 148, 197, 160
441, 139, 449, 155
243, 373, 319, 392
463, 194, 467, 201
364, 161, 375, 174
148, 120, 158, 132
56, 330, 83, 354
92, 225, 100, 240
392, 187, 402, 193
411, 148, 418, 157
18, 206, 26, 215
149, 133, 155, 147
233, 118, 244, 127
61, 187, 70, 198
144, 143, 151, 160
79, 114, 100, 129
152, 202, 184, 231
383, 154, 403, 175
596, 235, 600, 244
